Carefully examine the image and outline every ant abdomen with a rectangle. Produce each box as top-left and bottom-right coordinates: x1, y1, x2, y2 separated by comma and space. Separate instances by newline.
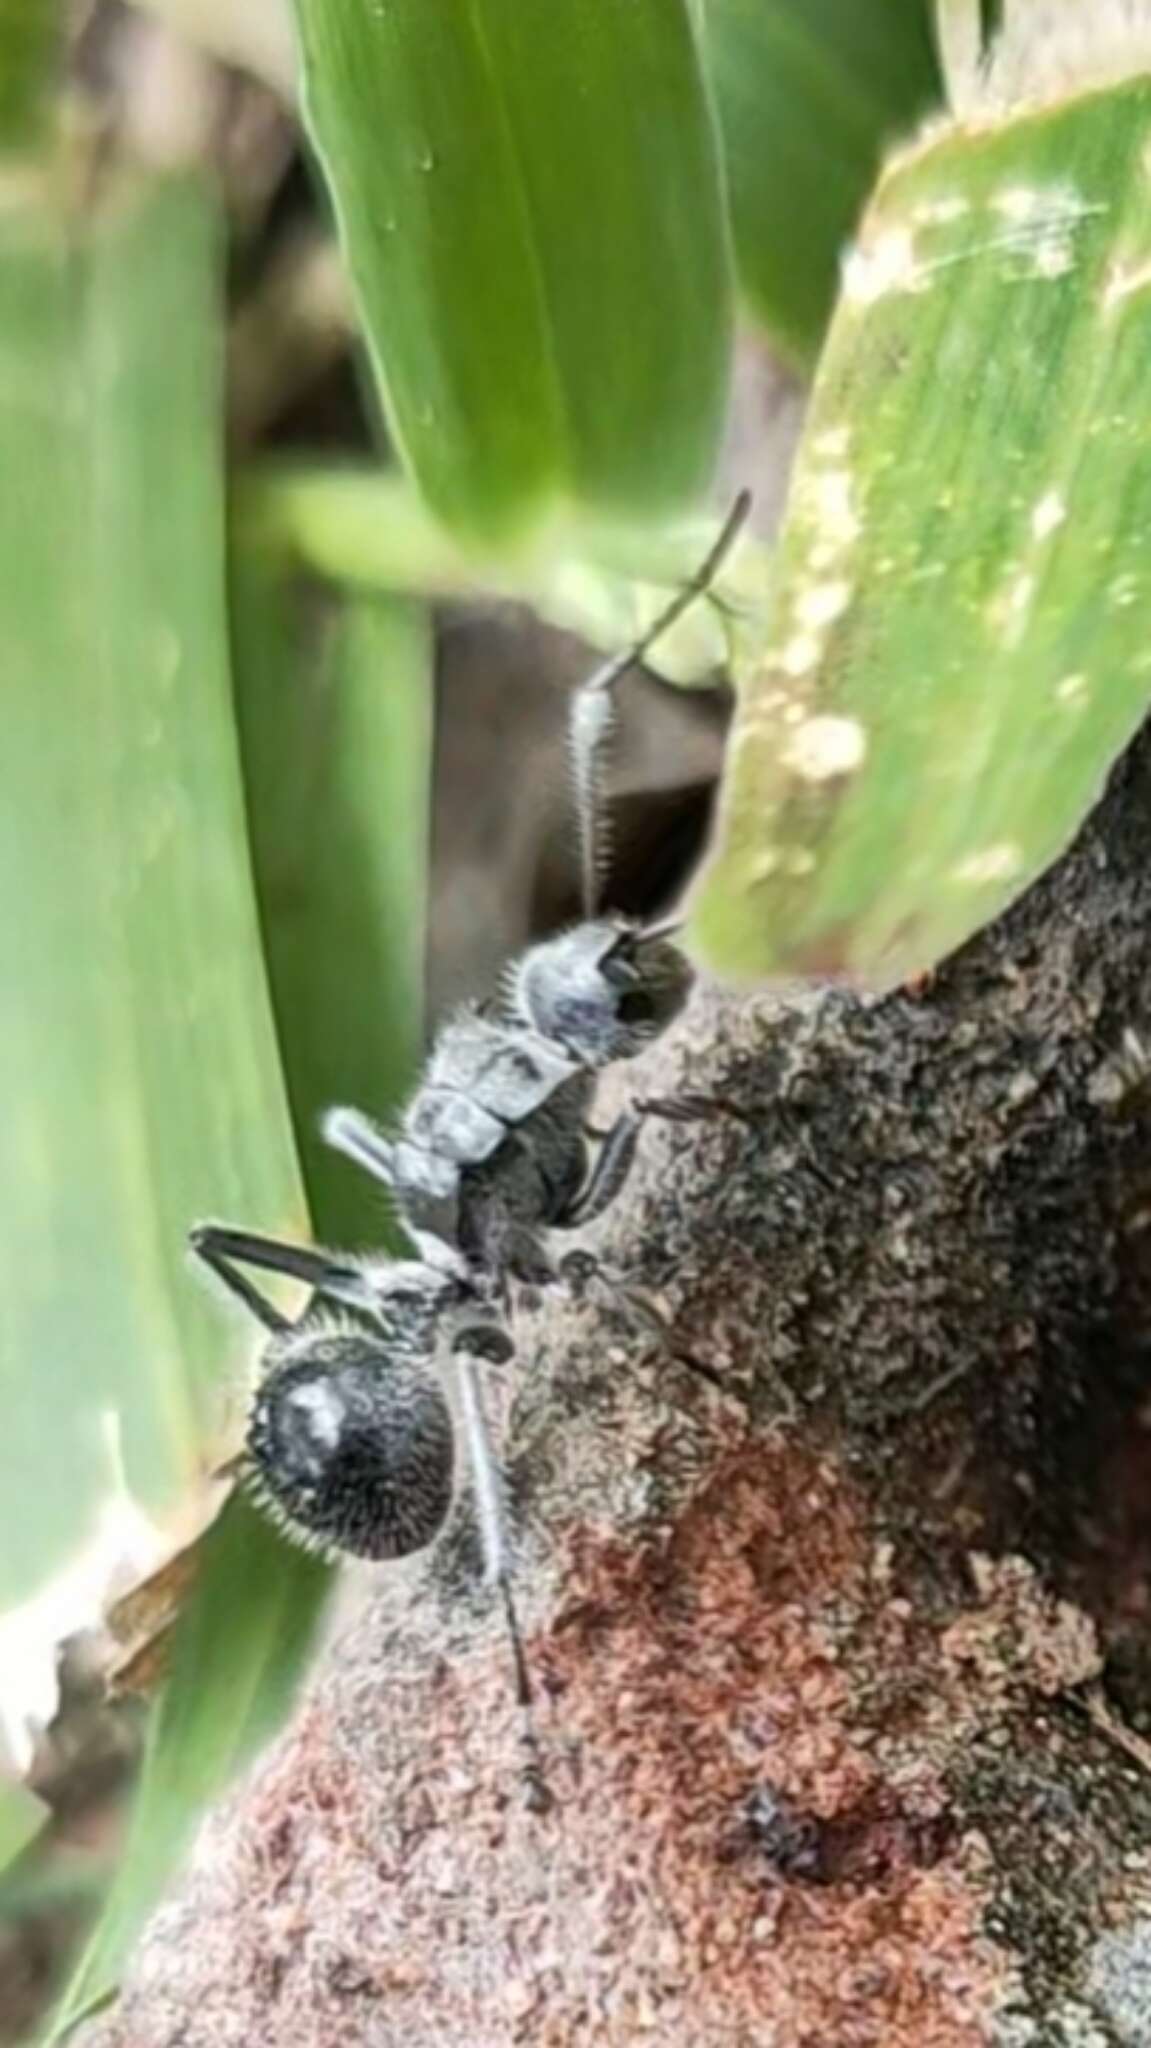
246, 1329, 454, 1561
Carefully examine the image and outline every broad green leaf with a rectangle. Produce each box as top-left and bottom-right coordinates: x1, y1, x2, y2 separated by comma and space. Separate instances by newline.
701, 0, 940, 366
0, 170, 301, 1649
49, 1498, 329, 2040
292, 0, 732, 544
57, 523, 435, 2047
231, 556, 432, 1241
0, 163, 335, 2034
691, 68, 1151, 989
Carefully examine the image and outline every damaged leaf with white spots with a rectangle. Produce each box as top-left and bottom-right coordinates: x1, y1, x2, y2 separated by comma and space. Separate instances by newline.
691, 12, 1151, 988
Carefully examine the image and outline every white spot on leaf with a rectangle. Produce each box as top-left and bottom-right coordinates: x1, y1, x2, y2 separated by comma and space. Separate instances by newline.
841, 226, 923, 305
781, 634, 823, 678
952, 844, 1023, 885
811, 425, 851, 460
1027, 239, 1075, 279
808, 469, 861, 555
986, 568, 1038, 648
985, 184, 1104, 282
914, 195, 970, 225
783, 715, 867, 782
1102, 255, 1151, 309
796, 580, 852, 631
991, 183, 1091, 227
1031, 491, 1066, 540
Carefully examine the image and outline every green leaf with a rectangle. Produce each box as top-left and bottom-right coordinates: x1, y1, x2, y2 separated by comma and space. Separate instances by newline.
55, 515, 435, 2048
701, 0, 940, 366
691, 68, 1151, 989
292, 0, 732, 544
0, 1777, 49, 1874
48, 1499, 329, 2040
0, 170, 302, 1634
244, 462, 768, 687
231, 555, 432, 1241
0, 0, 59, 150
0, 162, 333, 2037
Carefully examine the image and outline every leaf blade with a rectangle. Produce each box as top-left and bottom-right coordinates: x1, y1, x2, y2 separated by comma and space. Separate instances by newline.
691, 74, 1151, 988
293, 0, 732, 542
702, 0, 940, 364
231, 553, 432, 1240
0, 172, 302, 1641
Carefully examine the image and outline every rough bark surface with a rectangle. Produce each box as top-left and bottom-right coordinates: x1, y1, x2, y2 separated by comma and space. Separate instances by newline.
80, 733, 1151, 2048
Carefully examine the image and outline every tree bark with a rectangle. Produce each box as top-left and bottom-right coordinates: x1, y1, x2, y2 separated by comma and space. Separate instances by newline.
81, 731, 1151, 2048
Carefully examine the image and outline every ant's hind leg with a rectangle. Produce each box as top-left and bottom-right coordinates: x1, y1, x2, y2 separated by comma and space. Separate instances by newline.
450, 1325, 551, 1813
634, 1092, 753, 1126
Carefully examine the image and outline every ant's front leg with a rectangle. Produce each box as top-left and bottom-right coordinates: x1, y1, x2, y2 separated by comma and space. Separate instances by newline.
554, 1108, 644, 1231
634, 1092, 755, 1126
558, 1090, 750, 1237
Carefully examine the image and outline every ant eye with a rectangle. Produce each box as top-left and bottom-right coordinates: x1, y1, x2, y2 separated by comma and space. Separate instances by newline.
248, 1334, 453, 1560
617, 987, 657, 1027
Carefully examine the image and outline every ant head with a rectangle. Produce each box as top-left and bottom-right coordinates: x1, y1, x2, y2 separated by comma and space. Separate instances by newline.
511, 917, 692, 1066
245, 1320, 455, 1560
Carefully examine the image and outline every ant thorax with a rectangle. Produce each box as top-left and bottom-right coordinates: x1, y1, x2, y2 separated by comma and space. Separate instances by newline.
380, 1007, 589, 1274
376, 922, 691, 1284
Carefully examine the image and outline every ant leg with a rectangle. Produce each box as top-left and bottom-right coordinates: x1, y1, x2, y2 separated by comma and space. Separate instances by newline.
324, 1105, 468, 1277
611, 1281, 726, 1391
554, 1109, 644, 1231
569, 489, 752, 917
189, 1225, 291, 1334
189, 1223, 377, 1321
558, 1086, 744, 1238
555, 1250, 726, 1393
450, 1326, 551, 1813
635, 1092, 753, 1125
321, 1105, 397, 1190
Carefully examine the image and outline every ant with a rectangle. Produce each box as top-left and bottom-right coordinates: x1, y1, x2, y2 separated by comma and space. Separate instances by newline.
191, 491, 751, 1800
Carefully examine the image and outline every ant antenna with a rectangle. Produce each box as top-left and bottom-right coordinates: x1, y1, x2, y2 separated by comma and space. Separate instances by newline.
451, 1328, 550, 1811
569, 488, 752, 919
